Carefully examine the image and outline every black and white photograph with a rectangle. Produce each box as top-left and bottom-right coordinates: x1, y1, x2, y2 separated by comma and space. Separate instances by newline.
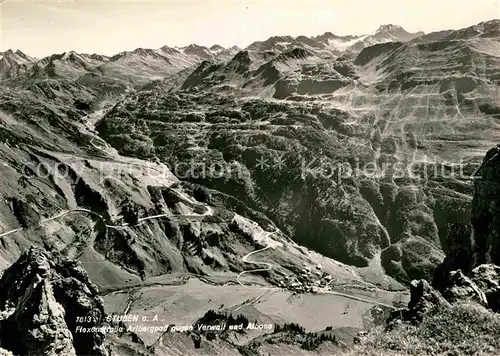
0, 0, 499, 355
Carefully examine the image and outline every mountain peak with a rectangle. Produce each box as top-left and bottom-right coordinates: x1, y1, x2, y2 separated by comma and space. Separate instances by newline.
377, 24, 405, 33
210, 44, 225, 51
0, 49, 35, 66
185, 44, 207, 50
316, 31, 342, 40
182, 44, 212, 59
159, 45, 181, 55
14, 49, 27, 57
62, 50, 77, 57
131, 47, 153, 55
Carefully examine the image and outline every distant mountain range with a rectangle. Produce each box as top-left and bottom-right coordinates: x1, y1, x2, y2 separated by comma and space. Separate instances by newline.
0, 23, 432, 88
246, 24, 425, 54
4, 20, 497, 93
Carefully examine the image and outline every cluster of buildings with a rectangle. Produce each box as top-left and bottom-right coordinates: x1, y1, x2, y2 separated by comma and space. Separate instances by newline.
278, 264, 334, 293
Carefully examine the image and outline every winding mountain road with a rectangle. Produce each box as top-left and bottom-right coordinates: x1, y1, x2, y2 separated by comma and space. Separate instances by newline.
236, 245, 274, 288
0, 196, 402, 311
236, 229, 281, 287
233, 229, 400, 310
0, 189, 214, 239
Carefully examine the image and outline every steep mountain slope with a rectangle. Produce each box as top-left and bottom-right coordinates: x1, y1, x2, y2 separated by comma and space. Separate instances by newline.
0, 49, 37, 80
245, 35, 333, 56
0, 18, 498, 355
314, 32, 365, 53
180, 48, 325, 95
97, 45, 238, 88
2, 45, 240, 97
0, 80, 327, 283
27, 51, 109, 81
97, 19, 500, 285
353, 140, 500, 356
0, 55, 395, 355
349, 24, 425, 51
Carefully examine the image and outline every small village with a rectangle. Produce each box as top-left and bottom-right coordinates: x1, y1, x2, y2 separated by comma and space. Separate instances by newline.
278, 263, 335, 294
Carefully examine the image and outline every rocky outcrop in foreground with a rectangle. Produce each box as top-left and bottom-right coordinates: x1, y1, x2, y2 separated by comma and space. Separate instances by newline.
389, 263, 500, 329
0, 247, 107, 356
389, 279, 450, 325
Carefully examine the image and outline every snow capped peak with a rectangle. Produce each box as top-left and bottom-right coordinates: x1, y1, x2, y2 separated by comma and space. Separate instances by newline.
0, 49, 36, 80
60, 51, 105, 64
246, 35, 297, 52
108, 47, 164, 61
207, 44, 241, 57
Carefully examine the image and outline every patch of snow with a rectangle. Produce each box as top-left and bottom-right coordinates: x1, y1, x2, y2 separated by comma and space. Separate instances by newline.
327, 36, 367, 51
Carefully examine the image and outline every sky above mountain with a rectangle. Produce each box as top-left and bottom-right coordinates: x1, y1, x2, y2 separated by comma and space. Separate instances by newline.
1, 0, 498, 57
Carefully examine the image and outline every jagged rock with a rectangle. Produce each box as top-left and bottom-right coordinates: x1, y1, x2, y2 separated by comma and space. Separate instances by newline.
471, 264, 500, 312
4, 279, 77, 355
433, 223, 474, 290
442, 270, 488, 306
408, 280, 450, 319
471, 144, 500, 265
0, 247, 107, 356
389, 280, 450, 326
